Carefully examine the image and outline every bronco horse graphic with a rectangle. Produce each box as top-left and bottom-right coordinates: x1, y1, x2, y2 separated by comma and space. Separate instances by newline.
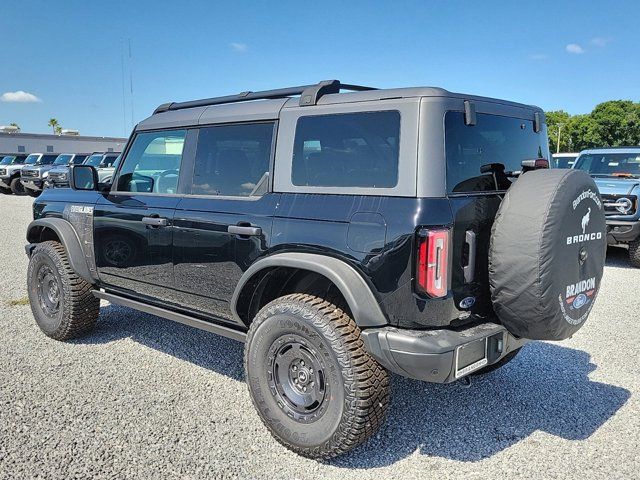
581, 207, 591, 234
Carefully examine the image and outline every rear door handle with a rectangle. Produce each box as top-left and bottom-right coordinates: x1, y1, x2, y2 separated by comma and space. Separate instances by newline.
142, 216, 167, 227
228, 225, 261, 236
463, 230, 476, 283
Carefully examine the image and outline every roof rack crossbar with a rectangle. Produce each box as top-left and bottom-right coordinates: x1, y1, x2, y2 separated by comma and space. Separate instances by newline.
153, 80, 377, 114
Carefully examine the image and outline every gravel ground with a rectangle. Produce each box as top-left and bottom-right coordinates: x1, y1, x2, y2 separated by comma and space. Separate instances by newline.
0, 194, 638, 479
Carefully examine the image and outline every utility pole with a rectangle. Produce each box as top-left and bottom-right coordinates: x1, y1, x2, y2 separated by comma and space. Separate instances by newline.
556, 123, 564, 154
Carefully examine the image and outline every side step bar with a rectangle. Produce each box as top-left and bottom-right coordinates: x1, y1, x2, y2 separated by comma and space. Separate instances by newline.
93, 290, 247, 343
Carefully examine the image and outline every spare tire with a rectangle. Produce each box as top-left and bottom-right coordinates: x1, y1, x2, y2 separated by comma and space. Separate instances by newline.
489, 169, 606, 341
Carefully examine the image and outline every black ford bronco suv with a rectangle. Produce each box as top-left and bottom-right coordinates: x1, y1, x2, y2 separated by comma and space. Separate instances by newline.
25, 80, 607, 459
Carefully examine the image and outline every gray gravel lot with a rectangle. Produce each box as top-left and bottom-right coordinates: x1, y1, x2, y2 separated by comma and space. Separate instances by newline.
0, 194, 638, 479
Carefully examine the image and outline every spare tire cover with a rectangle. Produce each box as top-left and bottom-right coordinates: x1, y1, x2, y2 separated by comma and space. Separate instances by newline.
489, 169, 606, 340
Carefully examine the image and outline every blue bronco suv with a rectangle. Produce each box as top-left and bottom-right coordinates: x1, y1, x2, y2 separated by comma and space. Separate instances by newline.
24, 80, 607, 458
573, 147, 640, 267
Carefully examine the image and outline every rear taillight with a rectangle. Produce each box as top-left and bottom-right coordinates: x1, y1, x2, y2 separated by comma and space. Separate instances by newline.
416, 228, 450, 298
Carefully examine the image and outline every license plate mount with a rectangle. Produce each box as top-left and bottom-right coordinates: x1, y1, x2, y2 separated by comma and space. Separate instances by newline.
455, 337, 488, 378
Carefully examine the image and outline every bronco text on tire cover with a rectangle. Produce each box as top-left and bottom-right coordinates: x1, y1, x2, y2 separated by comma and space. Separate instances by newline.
489, 169, 607, 341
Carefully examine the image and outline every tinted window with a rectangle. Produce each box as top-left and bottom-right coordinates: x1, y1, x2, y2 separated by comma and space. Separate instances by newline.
117, 130, 185, 194
71, 155, 87, 164
292, 111, 400, 188
552, 155, 577, 169
574, 152, 640, 178
192, 123, 273, 197
41, 155, 58, 164
445, 112, 549, 193
101, 154, 119, 168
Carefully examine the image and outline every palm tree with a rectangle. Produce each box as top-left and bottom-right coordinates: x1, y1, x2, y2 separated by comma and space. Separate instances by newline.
48, 118, 59, 134
9, 122, 19, 129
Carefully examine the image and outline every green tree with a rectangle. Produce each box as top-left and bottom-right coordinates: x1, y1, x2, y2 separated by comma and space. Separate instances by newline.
546, 110, 572, 153
47, 118, 59, 135
546, 100, 640, 153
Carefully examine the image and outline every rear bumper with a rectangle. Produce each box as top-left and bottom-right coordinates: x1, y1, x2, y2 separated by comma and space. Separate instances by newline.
361, 322, 528, 383
606, 220, 640, 244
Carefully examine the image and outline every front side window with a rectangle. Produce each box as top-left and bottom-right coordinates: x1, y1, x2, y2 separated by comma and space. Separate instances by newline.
192, 123, 273, 197
40, 155, 58, 165
574, 152, 640, 178
291, 111, 400, 188
116, 130, 186, 194
445, 112, 549, 193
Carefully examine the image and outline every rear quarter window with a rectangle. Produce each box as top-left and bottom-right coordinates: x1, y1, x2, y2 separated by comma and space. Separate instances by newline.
291, 110, 400, 188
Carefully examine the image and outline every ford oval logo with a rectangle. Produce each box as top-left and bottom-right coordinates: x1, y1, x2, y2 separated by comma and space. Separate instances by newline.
459, 297, 475, 309
572, 293, 588, 309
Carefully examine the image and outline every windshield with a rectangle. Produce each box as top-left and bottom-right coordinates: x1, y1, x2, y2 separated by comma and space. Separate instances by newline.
0, 156, 15, 165
574, 152, 640, 178
552, 155, 577, 169
25, 154, 40, 165
84, 154, 103, 167
53, 154, 74, 165
445, 112, 550, 193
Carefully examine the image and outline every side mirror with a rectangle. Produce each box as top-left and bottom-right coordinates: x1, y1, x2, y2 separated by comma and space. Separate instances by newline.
70, 165, 99, 191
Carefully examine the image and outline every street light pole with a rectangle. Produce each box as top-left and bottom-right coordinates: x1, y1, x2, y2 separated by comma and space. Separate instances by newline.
557, 123, 564, 154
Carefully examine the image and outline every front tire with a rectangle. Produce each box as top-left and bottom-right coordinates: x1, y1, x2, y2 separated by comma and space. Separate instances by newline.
244, 294, 390, 459
26, 188, 41, 198
27, 241, 100, 340
10, 177, 25, 195
629, 239, 640, 268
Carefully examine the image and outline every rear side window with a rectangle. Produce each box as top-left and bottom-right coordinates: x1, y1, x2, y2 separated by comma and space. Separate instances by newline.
72, 155, 87, 165
291, 111, 400, 188
41, 155, 58, 164
445, 111, 549, 193
192, 122, 274, 197
117, 130, 186, 194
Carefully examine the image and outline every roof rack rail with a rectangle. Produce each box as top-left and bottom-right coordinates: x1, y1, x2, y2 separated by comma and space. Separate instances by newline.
153, 80, 376, 114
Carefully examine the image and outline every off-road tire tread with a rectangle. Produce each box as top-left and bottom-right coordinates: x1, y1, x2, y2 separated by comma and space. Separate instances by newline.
9, 177, 24, 195
245, 293, 390, 459
629, 239, 640, 268
28, 241, 99, 340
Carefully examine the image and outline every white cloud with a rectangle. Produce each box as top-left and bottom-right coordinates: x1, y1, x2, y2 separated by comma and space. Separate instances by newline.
229, 42, 248, 53
590, 37, 611, 47
566, 43, 585, 54
0, 90, 42, 103
529, 53, 549, 60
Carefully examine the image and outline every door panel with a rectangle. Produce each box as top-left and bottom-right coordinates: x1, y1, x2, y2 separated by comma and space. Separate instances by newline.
94, 194, 182, 302
172, 194, 279, 323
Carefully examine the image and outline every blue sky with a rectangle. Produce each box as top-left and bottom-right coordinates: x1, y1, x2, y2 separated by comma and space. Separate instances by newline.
0, 0, 638, 137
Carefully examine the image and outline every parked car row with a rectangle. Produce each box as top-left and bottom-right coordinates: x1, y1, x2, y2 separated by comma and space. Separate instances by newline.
0, 151, 120, 196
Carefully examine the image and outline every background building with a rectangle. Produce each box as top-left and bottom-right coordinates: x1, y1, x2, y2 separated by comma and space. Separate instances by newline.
0, 131, 127, 155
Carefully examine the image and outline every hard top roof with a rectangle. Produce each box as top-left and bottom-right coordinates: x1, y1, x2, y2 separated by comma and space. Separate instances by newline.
137, 79, 543, 132
579, 147, 640, 155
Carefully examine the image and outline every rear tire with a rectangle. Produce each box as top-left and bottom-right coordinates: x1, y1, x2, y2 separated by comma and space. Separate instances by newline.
629, 239, 640, 268
0, 186, 11, 195
27, 241, 100, 340
244, 293, 390, 459
26, 188, 41, 198
9, 177, 25, 195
